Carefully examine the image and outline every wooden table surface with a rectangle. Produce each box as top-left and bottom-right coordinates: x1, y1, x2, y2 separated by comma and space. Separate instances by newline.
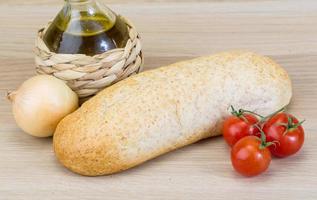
1, 0, 317, 199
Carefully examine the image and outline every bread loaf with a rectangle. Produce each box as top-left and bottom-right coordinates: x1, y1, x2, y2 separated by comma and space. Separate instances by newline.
53, 51, 292, 176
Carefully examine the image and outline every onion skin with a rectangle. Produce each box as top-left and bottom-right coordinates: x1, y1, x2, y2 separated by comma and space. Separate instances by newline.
8, 75, 79, 137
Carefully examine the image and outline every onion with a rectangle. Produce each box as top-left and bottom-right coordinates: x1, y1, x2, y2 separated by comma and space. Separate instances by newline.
7, 75, 79, 137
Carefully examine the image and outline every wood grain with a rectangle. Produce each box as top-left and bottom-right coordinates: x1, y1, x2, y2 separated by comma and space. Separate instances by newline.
0, 0, 317, 199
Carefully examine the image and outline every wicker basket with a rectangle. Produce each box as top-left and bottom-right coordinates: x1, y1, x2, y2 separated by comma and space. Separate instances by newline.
34, 16, 143, 99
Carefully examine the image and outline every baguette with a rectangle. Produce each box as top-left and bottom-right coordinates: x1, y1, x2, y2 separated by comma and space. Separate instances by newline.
53, 51, 292, 176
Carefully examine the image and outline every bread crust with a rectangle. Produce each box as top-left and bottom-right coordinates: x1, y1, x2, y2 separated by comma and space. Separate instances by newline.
53, 51, 292, 176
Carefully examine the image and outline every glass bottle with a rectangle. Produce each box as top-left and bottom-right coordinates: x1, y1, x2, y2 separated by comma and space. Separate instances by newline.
43, 0, 129, 56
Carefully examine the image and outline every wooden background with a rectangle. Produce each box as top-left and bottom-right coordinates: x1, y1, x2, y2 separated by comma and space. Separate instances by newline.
0, 0, 317, 199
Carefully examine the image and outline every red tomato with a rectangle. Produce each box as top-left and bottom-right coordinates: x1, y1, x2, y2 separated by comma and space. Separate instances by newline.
223, 114, 259, 146
231, 136, 271, 177
263, 113, 304, 158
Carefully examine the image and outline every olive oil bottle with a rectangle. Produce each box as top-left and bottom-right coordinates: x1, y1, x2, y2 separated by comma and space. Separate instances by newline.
43, 0, 129, 56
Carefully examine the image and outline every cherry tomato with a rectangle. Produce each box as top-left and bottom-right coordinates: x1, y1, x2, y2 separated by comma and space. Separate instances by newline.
231, 136, 271, 177
263, 113, 304, 158
223, 113, 259, 146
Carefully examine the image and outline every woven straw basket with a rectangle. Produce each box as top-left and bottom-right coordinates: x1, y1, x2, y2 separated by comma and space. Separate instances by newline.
34, 16, 143, 99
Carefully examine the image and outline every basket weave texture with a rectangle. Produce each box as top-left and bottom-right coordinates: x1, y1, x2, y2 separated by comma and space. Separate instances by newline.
34, 16, 143, 98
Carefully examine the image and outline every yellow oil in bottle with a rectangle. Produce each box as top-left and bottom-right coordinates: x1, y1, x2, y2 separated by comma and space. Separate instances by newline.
43, 11, 129, 56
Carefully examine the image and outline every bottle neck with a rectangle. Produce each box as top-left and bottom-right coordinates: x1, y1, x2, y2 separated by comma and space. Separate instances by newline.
65, 0, 95, 5
60, 0, 116, 29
